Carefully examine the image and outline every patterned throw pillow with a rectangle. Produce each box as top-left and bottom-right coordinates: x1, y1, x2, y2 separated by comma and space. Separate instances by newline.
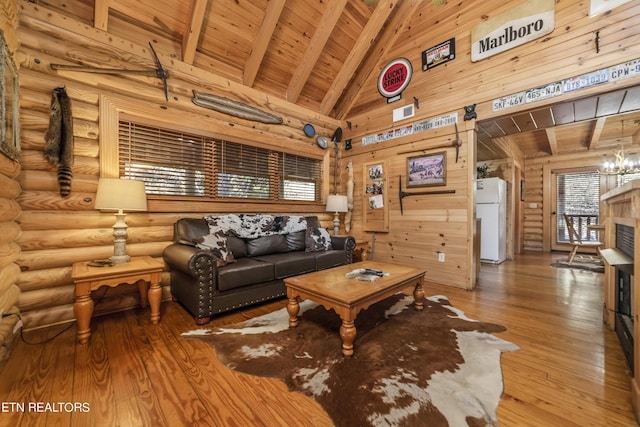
195, 232, 235, 267
305, 227, 333, 252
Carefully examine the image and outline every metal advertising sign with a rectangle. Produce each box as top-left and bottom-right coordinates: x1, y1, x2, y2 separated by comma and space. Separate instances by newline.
377, 58, 413, 103
422, 38, 456, 71
471, 0, 555, 62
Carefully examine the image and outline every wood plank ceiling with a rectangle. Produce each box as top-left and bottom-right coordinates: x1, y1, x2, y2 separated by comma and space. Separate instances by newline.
42, 0, 413, 118
37, 0, 640, 160
477, 85, 640, 161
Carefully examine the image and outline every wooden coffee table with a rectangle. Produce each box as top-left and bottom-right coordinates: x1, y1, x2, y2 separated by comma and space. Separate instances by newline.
284, 261, 426, 358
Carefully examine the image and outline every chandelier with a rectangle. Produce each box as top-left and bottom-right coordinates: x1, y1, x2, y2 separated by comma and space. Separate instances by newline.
601, 147, 640, 175
600, 119, 640, 176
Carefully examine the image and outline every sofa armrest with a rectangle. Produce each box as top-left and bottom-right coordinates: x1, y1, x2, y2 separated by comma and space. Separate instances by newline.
331, 235, 357, 264
162, 243, 218, 276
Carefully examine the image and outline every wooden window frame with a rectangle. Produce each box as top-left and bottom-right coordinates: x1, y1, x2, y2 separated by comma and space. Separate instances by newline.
99, 95, 328, 209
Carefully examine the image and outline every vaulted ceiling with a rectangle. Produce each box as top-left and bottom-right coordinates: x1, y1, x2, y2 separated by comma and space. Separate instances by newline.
36, 0, 640, 160
41, 0, 417, 120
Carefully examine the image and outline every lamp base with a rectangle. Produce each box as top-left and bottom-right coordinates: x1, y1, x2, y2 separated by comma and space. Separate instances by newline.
111, 211, 131, 264
333, 212, 340, 235
110, 254, 131, 264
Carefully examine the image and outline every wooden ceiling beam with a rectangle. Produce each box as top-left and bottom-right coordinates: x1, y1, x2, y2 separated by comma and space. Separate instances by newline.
545, 128, 558, 155
182, 0, 208, 65
588, 117, 607, 150
286, 0, 349, 104
244, 0, 286, 87
333, 0, 421, 120
319, 0, 398, 116
94, 0, 110, 31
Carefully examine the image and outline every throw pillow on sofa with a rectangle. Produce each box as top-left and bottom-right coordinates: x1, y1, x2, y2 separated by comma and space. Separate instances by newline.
195, 232, 235, 266
305, 227, 333, 252
247, 234, 289, 256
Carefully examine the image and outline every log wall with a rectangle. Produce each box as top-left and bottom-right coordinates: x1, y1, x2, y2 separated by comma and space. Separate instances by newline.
342, 0, 640, 287
14, 2, 343, 331
0, 0, 21, 368
9, 0, 640, 329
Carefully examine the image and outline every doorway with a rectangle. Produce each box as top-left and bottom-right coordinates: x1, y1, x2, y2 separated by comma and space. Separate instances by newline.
550, 168, 601, 252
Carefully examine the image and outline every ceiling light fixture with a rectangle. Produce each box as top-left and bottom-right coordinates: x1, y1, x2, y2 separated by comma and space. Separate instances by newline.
600, 119, 640, 176
601, 147, 640, 175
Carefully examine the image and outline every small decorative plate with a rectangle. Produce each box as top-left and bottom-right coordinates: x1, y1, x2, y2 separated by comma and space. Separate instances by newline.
316, 136, 328, 149
303, 123, 316, 137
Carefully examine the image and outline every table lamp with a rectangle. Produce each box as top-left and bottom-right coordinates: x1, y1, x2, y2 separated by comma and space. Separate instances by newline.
326, 194, 348, 235
94, 178, 147, 263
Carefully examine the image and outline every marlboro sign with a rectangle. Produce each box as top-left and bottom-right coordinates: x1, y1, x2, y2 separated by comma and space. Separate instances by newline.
471, 0, 554, 62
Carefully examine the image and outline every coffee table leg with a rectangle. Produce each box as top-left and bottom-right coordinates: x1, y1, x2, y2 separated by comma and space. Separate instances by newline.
413, 279, 425, 311
287, 297, 300, 327
340, 319, 356, 359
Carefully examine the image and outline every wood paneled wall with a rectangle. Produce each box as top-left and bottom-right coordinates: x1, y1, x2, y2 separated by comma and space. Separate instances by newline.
9, 0, 640, 329
344, 121, 477, 289
342, 0, 640, 287
0, 0, 21, 368
14, 2, 342, 331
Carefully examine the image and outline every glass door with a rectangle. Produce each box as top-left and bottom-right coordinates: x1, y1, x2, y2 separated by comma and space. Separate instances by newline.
551, 168, 600, 251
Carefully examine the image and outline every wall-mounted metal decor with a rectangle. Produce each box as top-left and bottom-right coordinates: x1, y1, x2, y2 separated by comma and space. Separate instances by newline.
0, 31, 19, 162
422, 38, 455, 71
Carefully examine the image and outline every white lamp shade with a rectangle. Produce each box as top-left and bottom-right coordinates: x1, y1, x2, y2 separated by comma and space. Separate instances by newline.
94, 178, 148, 211
326, 194, 348, 213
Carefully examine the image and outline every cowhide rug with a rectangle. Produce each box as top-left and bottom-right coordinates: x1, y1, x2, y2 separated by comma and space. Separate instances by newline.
183, 294, 520, 427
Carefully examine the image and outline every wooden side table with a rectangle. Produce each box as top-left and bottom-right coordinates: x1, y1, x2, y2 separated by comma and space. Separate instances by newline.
71, 256, 164, 344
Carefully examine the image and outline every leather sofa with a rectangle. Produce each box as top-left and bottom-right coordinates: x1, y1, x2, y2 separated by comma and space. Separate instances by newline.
163, 215, 356, 324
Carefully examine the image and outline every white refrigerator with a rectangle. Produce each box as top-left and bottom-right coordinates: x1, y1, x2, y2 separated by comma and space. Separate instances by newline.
476, 177, 507, 264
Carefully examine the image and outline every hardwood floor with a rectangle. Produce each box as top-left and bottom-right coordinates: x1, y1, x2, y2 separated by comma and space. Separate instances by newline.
0, 252, 637, 426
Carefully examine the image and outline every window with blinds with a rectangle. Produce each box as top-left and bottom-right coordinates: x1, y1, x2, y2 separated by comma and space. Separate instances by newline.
618, 173, 640, 187
556, 170, 600, 243
118, 120, 321, 201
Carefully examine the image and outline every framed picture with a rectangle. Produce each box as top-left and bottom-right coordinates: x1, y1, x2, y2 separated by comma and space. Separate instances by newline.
0, 31, 20, 162
406, 151, 446, 187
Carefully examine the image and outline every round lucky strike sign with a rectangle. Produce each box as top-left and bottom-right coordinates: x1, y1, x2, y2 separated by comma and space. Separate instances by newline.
378, 58, 413, 100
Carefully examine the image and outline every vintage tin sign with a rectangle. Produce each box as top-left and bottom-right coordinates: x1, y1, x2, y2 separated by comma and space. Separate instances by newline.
471, 0, 555, 62
422, 38, 456, 71
378, 58, 413, 103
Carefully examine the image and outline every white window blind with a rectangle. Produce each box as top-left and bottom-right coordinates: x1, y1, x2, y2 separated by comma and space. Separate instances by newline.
618, 173, 640, 187
118, 120, 321, 201
556, 170, 600, 242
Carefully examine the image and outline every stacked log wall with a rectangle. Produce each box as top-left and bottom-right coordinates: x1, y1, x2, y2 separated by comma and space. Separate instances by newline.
0, 0, 22, 368
15, 2, 342, 331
